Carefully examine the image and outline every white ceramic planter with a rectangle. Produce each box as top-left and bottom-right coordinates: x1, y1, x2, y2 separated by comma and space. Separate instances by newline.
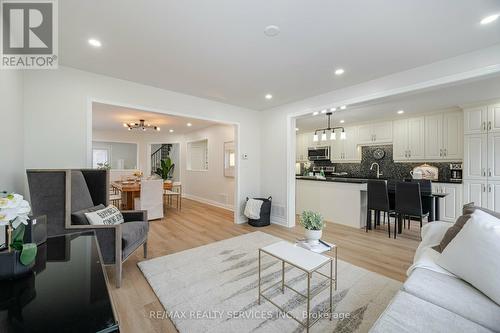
304, 229, 322, 245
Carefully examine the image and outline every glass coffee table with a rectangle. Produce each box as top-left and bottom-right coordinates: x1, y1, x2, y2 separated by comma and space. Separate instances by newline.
258, 241, 337, 333
0, 232, 119, 333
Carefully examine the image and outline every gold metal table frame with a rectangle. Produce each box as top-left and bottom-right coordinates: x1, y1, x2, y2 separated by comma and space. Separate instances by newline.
258, 245, 337, 332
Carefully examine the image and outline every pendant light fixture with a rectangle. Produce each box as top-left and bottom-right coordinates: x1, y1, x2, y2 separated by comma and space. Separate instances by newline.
313, 112, 345, 141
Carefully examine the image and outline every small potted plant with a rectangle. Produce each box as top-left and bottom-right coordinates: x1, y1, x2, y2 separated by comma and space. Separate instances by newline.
299, 210, 325, 244
156, 157, 175, 183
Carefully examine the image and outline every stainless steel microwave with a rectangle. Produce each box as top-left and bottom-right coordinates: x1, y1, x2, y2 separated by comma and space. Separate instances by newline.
308, 146, 330, 161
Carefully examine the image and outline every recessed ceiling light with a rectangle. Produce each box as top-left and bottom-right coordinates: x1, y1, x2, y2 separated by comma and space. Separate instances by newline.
397, 110, 405, 114
169, 129, 174, 133
265, 94, 273, 100
330, 107, 337, 112
88, 38, 102, 47
480, 14, 499, 25
264, 25, 280, 37
321, 109, 328, 114
187, 123, 192, 127
340, 105, 347, 110
295, 127, 299, 131
340, 120, 345, 124
312, 111, 319, 116
334, 68, 345, 76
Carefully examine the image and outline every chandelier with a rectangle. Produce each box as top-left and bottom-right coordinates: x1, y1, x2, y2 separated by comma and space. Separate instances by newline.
313, 112, 345, 142
123, 119, 160, 132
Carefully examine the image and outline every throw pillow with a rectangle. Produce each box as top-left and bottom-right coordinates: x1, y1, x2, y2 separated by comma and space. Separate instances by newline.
437, 209, 500, 305
84, 205, 124, 225
432, 214, 471, 253
71, 204, 106, 225
462, 203, 500, 219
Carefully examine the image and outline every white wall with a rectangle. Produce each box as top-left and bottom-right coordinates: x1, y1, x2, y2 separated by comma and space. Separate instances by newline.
23, 66, 261, 223
182, 124, 235, 210
260, 44, 500, 227
0, 71, 24, 195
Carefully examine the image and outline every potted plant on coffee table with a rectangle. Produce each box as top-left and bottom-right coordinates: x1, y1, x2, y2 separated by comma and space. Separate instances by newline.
299, 210, 325, 245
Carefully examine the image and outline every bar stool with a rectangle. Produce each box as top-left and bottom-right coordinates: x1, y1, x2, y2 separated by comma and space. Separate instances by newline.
366, 180, 394, 237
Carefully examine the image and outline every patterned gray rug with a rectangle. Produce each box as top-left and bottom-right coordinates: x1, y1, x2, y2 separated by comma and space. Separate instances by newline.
138, 231, 400, 333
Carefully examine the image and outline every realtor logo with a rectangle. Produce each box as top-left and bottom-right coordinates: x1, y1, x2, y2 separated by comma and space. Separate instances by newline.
1, 0, 58, 69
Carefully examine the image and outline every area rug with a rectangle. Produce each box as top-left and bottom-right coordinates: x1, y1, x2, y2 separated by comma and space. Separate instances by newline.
138, 231, 400, 333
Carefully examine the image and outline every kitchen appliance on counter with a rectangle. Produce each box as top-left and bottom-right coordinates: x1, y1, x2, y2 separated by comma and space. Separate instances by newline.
312, 166, 335, 174
308, 146, 330, 161
449, 163, 463, 182
411, 164, 438, 180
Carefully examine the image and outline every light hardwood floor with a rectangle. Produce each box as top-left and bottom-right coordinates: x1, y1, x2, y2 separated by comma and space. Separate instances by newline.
106, 199, 420, 333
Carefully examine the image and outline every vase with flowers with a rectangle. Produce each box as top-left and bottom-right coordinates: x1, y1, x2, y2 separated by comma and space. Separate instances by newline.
0, 192, 37, 277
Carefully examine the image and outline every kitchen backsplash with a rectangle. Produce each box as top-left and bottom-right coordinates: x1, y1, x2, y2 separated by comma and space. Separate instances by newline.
314, 145, 461, 181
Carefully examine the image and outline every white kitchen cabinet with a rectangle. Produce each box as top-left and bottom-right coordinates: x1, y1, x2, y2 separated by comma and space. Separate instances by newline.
425, 114, 443, 159
487, 181, 500, 211
425, 111, 463, 160
432, 183, 462, 222
442, 112, 463, 160
464, 106, 487, 134
463, 134, 488, 180
331, 126, 360, 162
488, 104, 500, 133
358, 121, 392, 144
393, 117, 425, 161
463, 180, 488, 208
488, 132, 500, 181
295, 133, 306, 161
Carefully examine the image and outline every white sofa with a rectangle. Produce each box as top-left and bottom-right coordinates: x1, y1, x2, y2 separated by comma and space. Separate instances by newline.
370, 205, 500, 333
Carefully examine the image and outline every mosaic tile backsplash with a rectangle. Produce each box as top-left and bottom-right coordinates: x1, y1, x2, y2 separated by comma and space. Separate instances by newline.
314, 145, 461, 182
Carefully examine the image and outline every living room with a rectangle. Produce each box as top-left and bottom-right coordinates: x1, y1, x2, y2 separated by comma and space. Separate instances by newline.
0, 1, 499, 333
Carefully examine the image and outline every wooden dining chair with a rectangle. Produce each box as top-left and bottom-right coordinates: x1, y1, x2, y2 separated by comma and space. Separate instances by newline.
394, 182, 429, 239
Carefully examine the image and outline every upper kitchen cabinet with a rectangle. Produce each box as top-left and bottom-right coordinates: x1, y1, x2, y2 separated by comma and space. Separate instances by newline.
488, 104, 500, 133
295, 132, 314, 161
464, 104, 500, 134
331, 126, 360, 163
393, 117, 425, 161
464, 106, 487, 134
358, 121, 393, 144
425, 111, 463, 161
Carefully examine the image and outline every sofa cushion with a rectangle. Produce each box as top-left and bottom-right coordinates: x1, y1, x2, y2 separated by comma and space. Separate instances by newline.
437, 210, 500, 307
71, 171, 94, 212
432, 214, 471, 253
71, 204, 105, 225
403, 268, 500, 332
121, 221, 149, 259
369, 291, 492, 333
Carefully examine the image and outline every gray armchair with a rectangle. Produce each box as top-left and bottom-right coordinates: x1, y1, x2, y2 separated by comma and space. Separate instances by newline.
26, 169, 149, 288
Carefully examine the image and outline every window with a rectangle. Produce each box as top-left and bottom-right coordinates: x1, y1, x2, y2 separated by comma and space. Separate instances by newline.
224, 141, 235, 177
92, 148, 110, 168
187, 139, 208, 171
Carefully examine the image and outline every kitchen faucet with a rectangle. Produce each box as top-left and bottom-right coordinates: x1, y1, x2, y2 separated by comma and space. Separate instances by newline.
370, 162, 383, 179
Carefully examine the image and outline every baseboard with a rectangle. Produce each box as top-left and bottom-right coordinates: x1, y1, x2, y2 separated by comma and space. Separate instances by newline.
182, 193, 234, 212
270, 215, 289, 227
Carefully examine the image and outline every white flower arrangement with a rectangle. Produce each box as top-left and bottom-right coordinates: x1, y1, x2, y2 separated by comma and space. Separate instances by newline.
0, 193, 31, 229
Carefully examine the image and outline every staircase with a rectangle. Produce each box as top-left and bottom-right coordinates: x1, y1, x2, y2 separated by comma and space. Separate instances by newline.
151, 144, 172, 175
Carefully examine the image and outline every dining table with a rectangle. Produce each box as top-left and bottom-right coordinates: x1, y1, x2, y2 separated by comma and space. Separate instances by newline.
111, 180, 173, 210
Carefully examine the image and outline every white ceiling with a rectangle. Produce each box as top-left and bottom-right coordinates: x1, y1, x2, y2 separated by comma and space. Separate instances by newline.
296, 74, 500, 131
60, 0, 500, 110
92, 102, 219, 133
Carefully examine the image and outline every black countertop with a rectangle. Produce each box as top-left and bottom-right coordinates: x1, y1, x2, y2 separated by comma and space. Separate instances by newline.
296, 176, 462, 184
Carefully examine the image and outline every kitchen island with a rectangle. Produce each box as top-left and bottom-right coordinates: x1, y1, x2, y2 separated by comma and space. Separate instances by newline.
296, 177, 368, 229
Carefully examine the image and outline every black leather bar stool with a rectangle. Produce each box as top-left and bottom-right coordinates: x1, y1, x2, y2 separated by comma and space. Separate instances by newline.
395, 182, 429, 239
366, 180, 394, 237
